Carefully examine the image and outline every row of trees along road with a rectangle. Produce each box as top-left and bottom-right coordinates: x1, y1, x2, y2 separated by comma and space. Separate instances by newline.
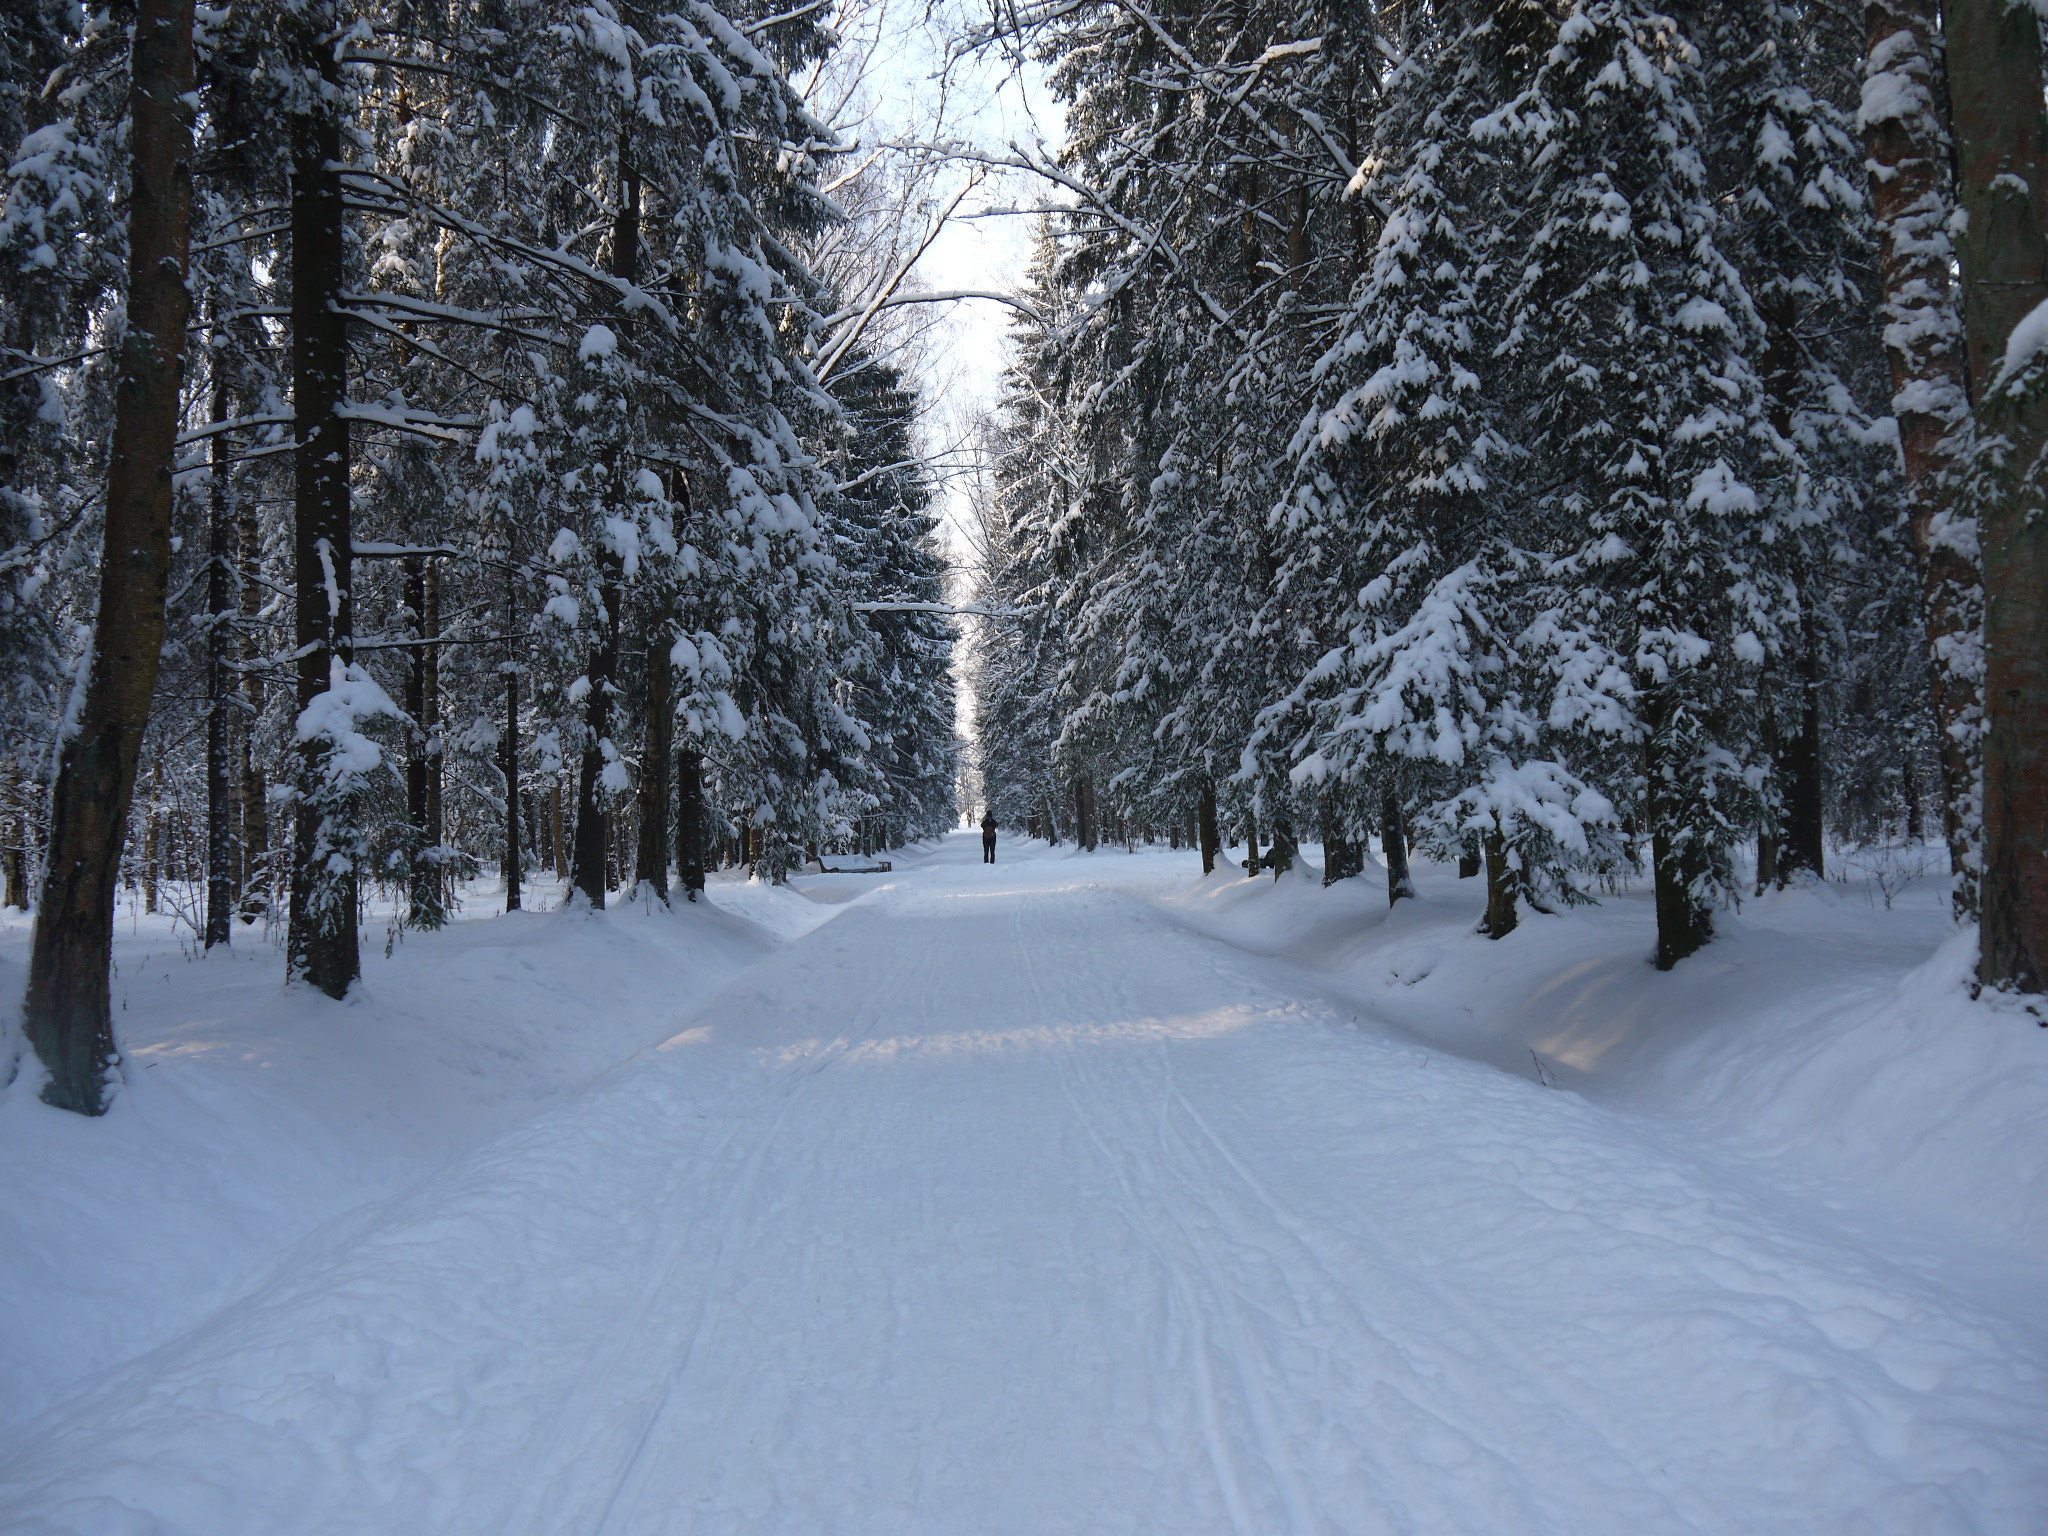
968, 0, 2048, 987
1, 0, 958, 1114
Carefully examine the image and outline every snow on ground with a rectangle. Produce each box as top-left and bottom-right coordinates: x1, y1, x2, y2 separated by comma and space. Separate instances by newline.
2, 833, 2044, 1533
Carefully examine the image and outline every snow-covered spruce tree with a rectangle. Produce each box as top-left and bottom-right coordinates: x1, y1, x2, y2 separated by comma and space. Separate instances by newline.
990, 0, 1379, 863
1255, 1, 1620, 934
971, 244, 1083, 843
1692, 0, 1898, 888
822, 351, 957, 848
1489, 2, 1788, 968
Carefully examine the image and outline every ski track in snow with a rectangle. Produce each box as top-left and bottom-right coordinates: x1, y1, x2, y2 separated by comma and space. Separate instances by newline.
3, 837, 2043, 1534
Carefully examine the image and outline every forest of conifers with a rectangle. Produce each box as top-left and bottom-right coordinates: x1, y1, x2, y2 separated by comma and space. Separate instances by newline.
968, 1, 2048, 990
3, 1, 957, 1111
8, 0, 2048, 1118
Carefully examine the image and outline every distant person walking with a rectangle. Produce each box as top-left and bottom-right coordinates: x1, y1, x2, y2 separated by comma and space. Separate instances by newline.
981, 812, 998, 863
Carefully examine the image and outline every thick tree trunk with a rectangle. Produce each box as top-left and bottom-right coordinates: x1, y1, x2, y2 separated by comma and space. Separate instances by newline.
635, 619, 671, 901
203, 350, 234, 949
21, 0, 195, 1113
1268, 813, 1296, 878
1381, 788, 1415, 905
570, 559, 620, 907
1319, 797, 1361, 885
1863, 0, 1983, 918
676, 747, 705, 901
1197, 778, 1220, 875
1946, 0, 2048, 991
1646, 701, 1714, 969
1480, 829, 1518, 940
502, 669, 521, 912
1244, 816, 1261, 877
286, 7, 359, 998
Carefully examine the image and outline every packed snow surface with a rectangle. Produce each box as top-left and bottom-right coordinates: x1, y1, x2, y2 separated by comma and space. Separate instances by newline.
3, 835, 2044, 1534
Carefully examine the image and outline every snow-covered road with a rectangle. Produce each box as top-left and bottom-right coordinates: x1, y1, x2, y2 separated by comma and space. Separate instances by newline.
4, 836, 2041, 1534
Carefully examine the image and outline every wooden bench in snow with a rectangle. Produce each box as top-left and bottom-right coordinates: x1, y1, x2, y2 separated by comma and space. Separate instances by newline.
815, 860, 892, 874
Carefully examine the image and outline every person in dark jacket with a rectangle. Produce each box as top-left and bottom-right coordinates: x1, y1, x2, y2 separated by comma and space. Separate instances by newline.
981, 812, 997, 863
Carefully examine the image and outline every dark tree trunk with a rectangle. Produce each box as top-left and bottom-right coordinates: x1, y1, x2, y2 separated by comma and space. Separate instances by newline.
1646, 700, 1714, 969
1320, 797, 1362, 884
677, 747, 705, 901
1381, 789, 1415, 906
1946, 0, 2048, 991
1778, 611, 1827, 882
1458, 851, 1480, 879
1480, 830, 1518, 940
1268, 814, 1296, 878
1863, 1, 1982, 918
502, 669, 521, 912
285, 6, 359, 998
236, 479, 267, 922
1244, 817, 1261, 877
203, 343, 234, 950
1197, 778, 1220, 875
570, 557, 620, 907
636, 619, 671, 902
21, 0, 195, 1113
2, 764, 26, 910
1076, 774, 1097, 850
404, 556, 445, 928
1760, 292, 1828, 887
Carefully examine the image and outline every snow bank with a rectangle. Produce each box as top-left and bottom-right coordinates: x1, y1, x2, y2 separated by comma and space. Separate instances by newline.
0, 874, 804, 1432
1160, 847, 2048, 1304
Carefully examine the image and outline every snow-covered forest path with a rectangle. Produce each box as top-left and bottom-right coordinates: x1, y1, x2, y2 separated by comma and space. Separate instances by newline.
4, 835, 2040, 1535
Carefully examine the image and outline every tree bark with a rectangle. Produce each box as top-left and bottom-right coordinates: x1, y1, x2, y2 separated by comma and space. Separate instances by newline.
502, 669, 521, 912
676, 747, 706, 901
22, 0, 195, 1112
404, 556, 445, 928
286, 5, 359, 998
1480, 829, 1518, 939
1863, 0, 1983, 919
1945, 0, 2048, 991
1381, 788, 1415, 906
1320, 796, 1362, 884
1268, 813, 1296, 878
1197, 777, 1220, 875
635, 618, 671, 901
1646, 700, 1714, 969
203, 338, 234, 949
570, 557, 620, 908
